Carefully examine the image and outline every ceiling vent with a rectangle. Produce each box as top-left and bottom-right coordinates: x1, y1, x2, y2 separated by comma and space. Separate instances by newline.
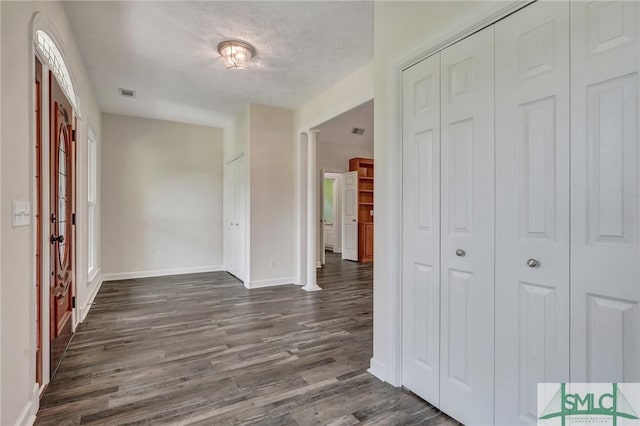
118, 88, 137, 98
351, 127, 365, 135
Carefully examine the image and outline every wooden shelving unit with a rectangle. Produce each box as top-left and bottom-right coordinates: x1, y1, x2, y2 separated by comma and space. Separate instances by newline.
349, 157, 374, 263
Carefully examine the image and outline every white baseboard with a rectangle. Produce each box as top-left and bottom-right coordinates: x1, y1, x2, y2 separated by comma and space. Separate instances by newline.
15, 383, 39, 426
80, 273, 104, 322
245, 276, 295, 289
101, 265, 224, 282
367, 357, 386, 382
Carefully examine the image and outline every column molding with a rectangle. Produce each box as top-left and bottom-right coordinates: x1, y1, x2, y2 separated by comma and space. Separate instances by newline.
303, 131, 322, 292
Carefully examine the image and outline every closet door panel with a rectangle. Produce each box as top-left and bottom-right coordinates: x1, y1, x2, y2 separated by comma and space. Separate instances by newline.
401, 52, 441, 404
571, 0, 640, 382
495, 2, 570, 424
439, 25, 494, 426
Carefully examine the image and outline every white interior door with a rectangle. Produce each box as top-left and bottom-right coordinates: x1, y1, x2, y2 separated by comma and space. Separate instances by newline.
401, 51, 441, 405
342, 171, 358, 261
236, 156, 246, 282
225, 160, 237, 278
225, 156, 246, 282
570, 0, 640, 383
439, 25, 495, 426
494, 2, 570, 424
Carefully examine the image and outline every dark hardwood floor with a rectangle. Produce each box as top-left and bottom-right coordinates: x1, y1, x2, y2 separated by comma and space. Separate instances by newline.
36, 252, 458, 425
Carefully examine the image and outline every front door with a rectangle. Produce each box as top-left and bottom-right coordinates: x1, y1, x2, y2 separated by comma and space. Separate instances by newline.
49, 71, 76, 378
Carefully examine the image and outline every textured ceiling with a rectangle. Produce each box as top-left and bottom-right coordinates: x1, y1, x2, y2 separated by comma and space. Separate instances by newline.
63, 1, 373, 127
315, 100, 373, 147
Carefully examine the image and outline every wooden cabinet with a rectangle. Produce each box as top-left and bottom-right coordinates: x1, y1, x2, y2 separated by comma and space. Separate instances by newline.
349, 158, 374, 263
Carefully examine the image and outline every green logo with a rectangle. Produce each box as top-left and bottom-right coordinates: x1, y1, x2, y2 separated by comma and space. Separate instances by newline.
539, 383, 639, 426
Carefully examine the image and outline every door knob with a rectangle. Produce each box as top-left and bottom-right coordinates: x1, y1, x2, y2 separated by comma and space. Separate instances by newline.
527, 258, 539, 268
50, 235, 64, 244
455, 249, 465, 257
352, 219, 356, 222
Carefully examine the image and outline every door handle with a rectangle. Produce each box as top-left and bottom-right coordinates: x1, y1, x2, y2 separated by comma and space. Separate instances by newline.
50, 235, 65, 244
455, 249, 465, 257
352, 219, 356, 222
527, 258, 540, 268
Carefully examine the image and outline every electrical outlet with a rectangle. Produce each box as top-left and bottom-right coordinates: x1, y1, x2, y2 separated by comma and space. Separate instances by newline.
270, 257, 277, 268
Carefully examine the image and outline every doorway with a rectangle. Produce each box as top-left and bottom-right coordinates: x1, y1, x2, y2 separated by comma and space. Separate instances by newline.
34, 29, 80, 385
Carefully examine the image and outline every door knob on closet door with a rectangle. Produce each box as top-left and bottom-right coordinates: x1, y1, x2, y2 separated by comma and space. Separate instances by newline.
455, 249, 465, 257
527, 258, 540, 268
352, 219, 356, 222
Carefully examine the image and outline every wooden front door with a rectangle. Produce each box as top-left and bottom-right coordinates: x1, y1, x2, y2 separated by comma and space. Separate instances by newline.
49, 71, 76, 378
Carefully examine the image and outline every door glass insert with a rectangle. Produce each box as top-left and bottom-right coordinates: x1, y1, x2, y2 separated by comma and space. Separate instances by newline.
57, 124, 68, 268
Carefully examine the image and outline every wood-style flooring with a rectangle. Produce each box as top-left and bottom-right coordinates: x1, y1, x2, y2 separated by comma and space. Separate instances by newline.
36, 252, 458, 425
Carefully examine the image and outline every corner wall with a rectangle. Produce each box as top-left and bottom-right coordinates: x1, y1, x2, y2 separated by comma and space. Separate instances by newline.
101, 113, 224, 279
1, 1, 102, 424
248, 104, 295, 287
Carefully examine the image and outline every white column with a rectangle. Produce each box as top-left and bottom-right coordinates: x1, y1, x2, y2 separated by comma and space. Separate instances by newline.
303, 131, 322, 291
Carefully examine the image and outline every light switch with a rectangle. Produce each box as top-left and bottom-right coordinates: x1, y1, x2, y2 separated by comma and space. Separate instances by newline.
13, 200, 31, 227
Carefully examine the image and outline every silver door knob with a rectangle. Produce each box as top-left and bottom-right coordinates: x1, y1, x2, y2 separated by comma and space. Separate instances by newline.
527, 258, 539, 268
455, 249, 465, 257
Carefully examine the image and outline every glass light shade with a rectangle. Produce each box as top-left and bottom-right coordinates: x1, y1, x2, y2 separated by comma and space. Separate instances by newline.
217, 41, 255, 69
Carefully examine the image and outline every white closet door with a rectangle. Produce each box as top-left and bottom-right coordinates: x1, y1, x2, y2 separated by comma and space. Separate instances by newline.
439, 26, 494, 425
225, 160, 237, 278
571, 0, 640, 382
236, 156, 247, 282
401, 52, 441, 405
494, 2, 570, 424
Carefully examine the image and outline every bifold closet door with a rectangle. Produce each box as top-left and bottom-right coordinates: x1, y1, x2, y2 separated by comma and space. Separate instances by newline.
226, 156, 246, 281
570, 0, 640, 382
401, 52, 441, 405
494, 2, 570, 424
439, 25, 495, 425
225, 161, 237, 277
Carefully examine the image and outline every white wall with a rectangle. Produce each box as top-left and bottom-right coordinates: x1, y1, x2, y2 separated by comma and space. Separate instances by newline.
248, 104, 295, 287
371, 1, 481, 382
101, 113, 224, 278
293, 62, 374, 285
1, 1, 102, 424
317, 141, 373, 173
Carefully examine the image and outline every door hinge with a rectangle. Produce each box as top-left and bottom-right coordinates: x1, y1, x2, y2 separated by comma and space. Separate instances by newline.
72, 129, 77, 142
72, 213, 76, 225
72, 296, 76, 308
50, 213, 56, 223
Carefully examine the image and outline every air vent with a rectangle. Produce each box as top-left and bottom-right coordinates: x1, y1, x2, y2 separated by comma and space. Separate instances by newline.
351, 127, 365, 135
118, 88, 137, 98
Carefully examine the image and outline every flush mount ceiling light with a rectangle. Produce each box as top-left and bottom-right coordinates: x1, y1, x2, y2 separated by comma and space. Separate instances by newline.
217, 40, 256, 69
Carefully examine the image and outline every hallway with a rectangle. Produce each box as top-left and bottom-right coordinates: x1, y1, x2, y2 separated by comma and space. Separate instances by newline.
35, 253, 456, 425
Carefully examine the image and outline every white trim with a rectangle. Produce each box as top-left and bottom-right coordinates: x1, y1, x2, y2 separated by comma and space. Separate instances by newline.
80, 272, 103, 322
380, 0, 532, 387
367, 358, 386, 382
14, 383, 39, 426
315, 261, 322, 269
245, 277, 296, 289
101, 265, 224, 282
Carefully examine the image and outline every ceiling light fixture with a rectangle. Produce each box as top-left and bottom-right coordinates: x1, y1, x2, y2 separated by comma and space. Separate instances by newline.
217, 40, 256, 69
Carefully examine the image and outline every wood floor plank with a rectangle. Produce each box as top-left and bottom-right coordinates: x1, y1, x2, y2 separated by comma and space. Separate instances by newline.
35, 253, 457, 425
